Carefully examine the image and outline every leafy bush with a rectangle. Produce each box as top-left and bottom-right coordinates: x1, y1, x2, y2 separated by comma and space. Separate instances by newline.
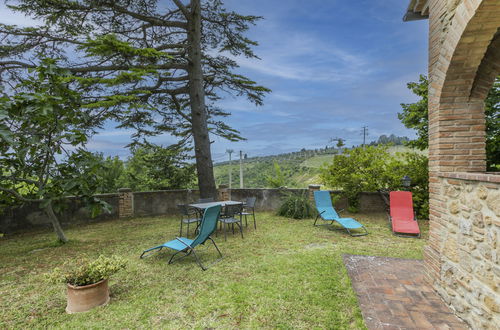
396, 152, 429, 219
48, 255, 126, 286
320, 145, 429, 218
266, 162, 286, 188
277, 192, 317, 219
320, 145, 397, 212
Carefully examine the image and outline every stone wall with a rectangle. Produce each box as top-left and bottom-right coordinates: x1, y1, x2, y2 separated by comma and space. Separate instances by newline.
429, 174, 499, 327
0, 187, 387, 234
0, 193, 120, 234
133, 189, 200, 217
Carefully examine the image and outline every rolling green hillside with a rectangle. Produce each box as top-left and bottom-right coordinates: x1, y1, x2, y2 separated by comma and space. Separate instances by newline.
214, 146, 427, 189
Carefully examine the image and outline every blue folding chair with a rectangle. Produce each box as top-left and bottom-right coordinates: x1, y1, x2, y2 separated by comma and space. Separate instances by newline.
140, 205, 223, 270
313, 191, 368, 236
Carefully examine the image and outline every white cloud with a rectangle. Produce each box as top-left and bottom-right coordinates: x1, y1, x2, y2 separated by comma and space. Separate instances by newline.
228, 28, 370, 83
96, 129, 134, 137
0, 4, 40, 26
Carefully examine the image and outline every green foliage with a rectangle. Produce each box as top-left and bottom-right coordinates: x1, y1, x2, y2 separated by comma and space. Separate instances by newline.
485, 79, 500, 171
81, 34, 171, 60
70, 152, 127, 194
122, 144, 196, 192
47, 255, 126, 287
266, 162, 286, 188
0, 1, 270, 146
398, 74, 428, 150
320, 146, 396, 211
399, 74, 499, 170
390, 153, 429, 219
320, 146, 429, 218
0, 59, 111, 240
369, 134, 409, 146
277, 192, 317, 219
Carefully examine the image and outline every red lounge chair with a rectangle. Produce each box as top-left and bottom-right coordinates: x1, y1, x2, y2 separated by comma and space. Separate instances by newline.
389, 191, 420, 238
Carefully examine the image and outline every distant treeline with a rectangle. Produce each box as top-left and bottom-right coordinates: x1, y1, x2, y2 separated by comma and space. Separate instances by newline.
216, 134, 410, 166
368, 134, 409, 146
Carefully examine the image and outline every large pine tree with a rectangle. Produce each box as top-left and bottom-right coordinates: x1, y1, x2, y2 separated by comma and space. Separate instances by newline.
0, 0, 270, 198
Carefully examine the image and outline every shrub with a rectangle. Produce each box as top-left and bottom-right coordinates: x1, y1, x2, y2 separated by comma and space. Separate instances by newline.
266, 162, 286, 188
397, 152, 429, 219
48, 255, 126, 286
320, 145, 429, 218
320, 146, 396, 212
277, 191, 317, 219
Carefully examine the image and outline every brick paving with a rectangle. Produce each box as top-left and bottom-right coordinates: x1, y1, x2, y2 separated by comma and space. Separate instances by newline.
343, 255, 469, 330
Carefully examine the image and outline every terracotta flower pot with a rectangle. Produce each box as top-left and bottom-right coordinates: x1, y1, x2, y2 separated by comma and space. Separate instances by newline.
66, 279, 110, 313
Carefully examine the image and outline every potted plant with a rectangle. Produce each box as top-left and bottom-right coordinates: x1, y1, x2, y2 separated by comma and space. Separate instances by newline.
48, 255, 126, 313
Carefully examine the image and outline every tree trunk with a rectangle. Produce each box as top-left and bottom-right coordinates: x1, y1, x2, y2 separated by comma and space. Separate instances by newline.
187, 0, 217, 200
45, 201, 68, 243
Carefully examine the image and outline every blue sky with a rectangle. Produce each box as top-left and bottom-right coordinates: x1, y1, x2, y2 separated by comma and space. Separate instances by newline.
2, 0, 428, 163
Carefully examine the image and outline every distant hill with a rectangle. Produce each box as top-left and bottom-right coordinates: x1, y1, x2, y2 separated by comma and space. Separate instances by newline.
214, 145, 427, 189
214, 146, 338, 188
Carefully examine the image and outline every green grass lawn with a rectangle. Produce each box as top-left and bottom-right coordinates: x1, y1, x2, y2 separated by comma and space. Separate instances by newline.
0, 212, 428, 329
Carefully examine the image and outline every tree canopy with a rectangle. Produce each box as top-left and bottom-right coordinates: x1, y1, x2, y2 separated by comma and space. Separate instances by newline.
0, 59, 112, 242
398, 74, 428, 150
121, 144, 196, 191
0, 0, 271, 198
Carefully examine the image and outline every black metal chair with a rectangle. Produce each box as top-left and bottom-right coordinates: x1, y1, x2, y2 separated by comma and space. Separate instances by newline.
178, 204, 201, 238
241, 197, 257, 229
219, 203, 244, 241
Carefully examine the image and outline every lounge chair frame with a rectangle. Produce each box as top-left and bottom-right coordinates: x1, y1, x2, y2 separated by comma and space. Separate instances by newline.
140, 205, 223, 270
313, 191, 368, 237
314, 210, 368, 237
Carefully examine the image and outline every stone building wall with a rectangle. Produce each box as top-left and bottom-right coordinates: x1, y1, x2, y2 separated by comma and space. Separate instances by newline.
432, 174, 499, 327
415, 0, 500, 328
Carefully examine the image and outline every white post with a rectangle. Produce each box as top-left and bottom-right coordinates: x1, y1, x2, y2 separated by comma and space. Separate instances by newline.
239, 150, 243, 188
226, 149, 233, 189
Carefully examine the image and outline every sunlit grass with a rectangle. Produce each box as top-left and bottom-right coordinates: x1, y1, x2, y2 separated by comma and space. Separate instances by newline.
0, 212, 427, 329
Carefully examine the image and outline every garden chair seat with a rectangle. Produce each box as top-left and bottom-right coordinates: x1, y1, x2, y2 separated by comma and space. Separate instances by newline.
389, 191, 420, 238
219, 203, 244, 241
162, 237, 194, 251
240, 197, 257, 229
178, 204, 201, 237
392, 219, 420, 235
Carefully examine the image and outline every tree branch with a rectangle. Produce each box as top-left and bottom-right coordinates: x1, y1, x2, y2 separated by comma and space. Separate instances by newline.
0, 186, 41, 203
2, 63, 191, 73
172, 0, 190, 19
104, 2, 188, 29
0, 176, 38, 185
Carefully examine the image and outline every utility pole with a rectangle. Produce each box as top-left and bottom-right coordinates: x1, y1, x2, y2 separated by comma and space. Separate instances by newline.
362, 126, 368, 146
239, 150, 244, 188
226, 149, 234, 188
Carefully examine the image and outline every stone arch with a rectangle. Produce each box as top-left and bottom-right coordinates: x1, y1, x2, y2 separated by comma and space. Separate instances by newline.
408, 1, 500, 328
440, 0, 500, 102
429, 0, 500, 173
470, 29, 500, 99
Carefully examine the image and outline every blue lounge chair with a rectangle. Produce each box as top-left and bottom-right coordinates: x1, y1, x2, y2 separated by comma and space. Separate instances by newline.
140, 205, 223, 270
313, 191, 368, 236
